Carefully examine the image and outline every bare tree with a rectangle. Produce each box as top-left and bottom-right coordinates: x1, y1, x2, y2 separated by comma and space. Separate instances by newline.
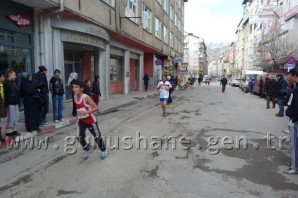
255, 17, 298, 71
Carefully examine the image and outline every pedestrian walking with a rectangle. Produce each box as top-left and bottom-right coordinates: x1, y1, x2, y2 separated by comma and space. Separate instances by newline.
68, 72, 78, 116
220, 76, 228, 93
275, 74, 288, 117
198, 76, 202, 86
72, 80, 108, 160
4, 69, 20, 137
0, 72, 7, 142
283, 68, 298, 174
143, 74, 149, 92
92, 74, 101, 106
157, 75, 172, 117
32, 65, 49, 127
49, 69, 65, 124
20, 74, 41, 132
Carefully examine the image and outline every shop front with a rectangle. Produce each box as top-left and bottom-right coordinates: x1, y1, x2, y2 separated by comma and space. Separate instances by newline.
47, 15, 110, 100
0, 0, 34, 76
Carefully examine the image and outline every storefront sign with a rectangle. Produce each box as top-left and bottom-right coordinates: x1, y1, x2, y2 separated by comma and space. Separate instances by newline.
155, 58, 162, 65
257, 6, 278, 18
284, 5, 298, 21
67, 33, 105, 48
7, 14, 32, 27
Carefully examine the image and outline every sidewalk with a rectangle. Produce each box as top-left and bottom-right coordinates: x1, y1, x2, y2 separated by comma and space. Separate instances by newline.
0, 91, 159, 148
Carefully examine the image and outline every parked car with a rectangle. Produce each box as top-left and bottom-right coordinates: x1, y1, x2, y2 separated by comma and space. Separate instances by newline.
230, 78, 241, 87
240, 70, 263, 93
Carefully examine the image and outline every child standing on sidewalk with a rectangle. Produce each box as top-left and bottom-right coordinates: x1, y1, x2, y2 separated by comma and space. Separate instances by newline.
4, 69, 20, 137
72, 80, 108, 160
0, 73, 6, 142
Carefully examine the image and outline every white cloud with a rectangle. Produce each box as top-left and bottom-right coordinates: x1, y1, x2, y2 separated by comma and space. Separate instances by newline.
184, 0, 243, 43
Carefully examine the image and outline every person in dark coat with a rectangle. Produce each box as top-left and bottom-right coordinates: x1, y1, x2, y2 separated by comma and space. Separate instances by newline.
265, 75, 276, 109
92, 74, 101, 106
259, 76, 264, 98
143, 74, 149, 92
4, 69, 20, 137
0, 72, 6, 142
32, 65, 49, 126
83, 79, 92, 97
20, 74, 41, 132
220, 76, 228, 93
275, 74, 288, 117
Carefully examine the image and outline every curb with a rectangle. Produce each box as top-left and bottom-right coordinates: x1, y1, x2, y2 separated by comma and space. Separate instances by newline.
0, 98, 144, 149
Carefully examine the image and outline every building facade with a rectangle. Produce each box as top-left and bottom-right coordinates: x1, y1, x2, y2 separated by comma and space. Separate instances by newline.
1, 0, 187, 102
182, 33, 207, 76
237, 0, 298, 74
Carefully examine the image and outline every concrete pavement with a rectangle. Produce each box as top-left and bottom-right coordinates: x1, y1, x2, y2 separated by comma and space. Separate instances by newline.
0, 90, 159, 148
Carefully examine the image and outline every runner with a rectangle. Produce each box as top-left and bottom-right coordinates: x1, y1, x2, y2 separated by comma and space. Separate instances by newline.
157, 75, 172, 117
72, 80, 108, 160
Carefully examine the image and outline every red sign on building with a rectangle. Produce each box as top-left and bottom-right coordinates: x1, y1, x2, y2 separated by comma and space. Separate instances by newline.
7, 14, 32, 27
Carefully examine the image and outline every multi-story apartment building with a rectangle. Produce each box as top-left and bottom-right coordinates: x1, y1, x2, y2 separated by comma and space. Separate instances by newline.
237, 0, 298, 73
0, 0, 187, 101
182, 33, 207, 76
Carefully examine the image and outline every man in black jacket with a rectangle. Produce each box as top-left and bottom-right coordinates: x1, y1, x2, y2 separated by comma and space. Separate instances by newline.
32, 65, 49, 126
264, 75, 276, 109
283, 68, 298, 175
275, 74, 288, 117
220, 76, 228, 93
49, 69, 65, 123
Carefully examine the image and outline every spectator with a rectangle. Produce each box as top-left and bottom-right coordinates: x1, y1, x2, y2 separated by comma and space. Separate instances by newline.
92, 74, 101, 106
0, 72, 6, 142
264, 75, 276, 109
83, 79, 92, 97
68, 72, 78, 116
275, 74, 288, 117
32, 65, 49, 127
259, 76, 264, 98
20, 74, 41, 132
283, 68, 298, 175
4, 69, 20, 137
49, 69, 65, 124
249, 78, 255, 94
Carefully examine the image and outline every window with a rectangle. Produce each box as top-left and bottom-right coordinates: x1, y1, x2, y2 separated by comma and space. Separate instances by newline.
125, 0, 137, 22
170, 32, 173, 48
142, 5, 152, 32
163, 25, 168, 44
102, 0, 115, 7
175, 13, 178, 27
110, 56, 123, 81
170, 5, 174, 21
155, 17, 161, 38
163, 0, 168, 13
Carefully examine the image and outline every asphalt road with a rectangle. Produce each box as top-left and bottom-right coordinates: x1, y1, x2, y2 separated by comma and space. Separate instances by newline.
0, 83, 297, 198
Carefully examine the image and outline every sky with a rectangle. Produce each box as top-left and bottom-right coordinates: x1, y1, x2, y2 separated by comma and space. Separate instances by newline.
184, 0, 244, 44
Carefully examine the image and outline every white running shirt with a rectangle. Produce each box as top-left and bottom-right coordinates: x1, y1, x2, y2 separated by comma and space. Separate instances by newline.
157, 81, 172, 98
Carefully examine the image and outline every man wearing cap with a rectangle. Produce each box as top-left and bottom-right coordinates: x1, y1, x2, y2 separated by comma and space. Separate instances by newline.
32, 65, 49, 127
